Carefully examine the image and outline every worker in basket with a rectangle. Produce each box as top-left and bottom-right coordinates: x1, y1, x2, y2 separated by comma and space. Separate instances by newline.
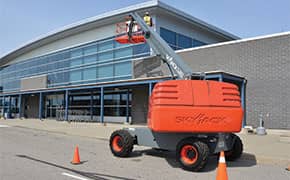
126, 15, 138, 41
124, 13, 152, 43
143, 12, 153, 27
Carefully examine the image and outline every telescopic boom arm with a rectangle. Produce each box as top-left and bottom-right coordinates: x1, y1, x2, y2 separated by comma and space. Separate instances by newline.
130, 12, 193, 79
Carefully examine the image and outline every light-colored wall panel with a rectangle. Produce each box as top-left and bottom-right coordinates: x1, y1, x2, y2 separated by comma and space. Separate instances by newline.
9, 24, 115, 65
20, 75, 47, 91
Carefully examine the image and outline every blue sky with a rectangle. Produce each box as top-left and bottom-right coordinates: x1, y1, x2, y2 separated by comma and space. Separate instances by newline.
1, 0, 290, 56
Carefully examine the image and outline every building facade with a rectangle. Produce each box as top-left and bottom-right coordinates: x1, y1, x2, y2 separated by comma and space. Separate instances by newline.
177, 33, 290, 129
0, 1, 238, 124
133, 31, 290, 129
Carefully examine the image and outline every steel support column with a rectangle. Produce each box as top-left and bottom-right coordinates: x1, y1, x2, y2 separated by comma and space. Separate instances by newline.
65, 90, 69, 121
241, 80, 247, 127
18, 94, 22, 119
8, 96, 11, 118
218, 74, 223, 82
149, 82, 152, 96
2, 96, 5, 117
126, 89, 130, 123
90, 91, 94, 121
100, 87, 104, 123
39, 93, 43, 120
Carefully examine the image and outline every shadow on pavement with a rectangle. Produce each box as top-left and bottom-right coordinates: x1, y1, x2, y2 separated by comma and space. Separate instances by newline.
16, 154, 136, 180
130, 149, 257, 172
227, 153, 257, 167
201, 153, 257, 172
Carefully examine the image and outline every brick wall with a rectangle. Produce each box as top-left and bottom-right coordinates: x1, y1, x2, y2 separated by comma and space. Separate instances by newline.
133, 32, 290, 129
178, 33, 290, 129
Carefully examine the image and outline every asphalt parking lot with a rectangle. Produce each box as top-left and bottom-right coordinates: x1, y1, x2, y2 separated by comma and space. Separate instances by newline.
0, 125, 289, 180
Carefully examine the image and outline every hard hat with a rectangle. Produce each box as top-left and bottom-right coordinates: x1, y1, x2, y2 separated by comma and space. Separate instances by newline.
145, 12, 149, 15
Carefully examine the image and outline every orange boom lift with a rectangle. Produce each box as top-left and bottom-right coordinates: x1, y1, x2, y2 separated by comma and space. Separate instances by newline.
110, 12, 244, 171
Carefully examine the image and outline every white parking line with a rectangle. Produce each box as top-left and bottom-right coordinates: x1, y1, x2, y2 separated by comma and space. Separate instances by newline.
0, 125, 10, 128
61, 172, 89, 180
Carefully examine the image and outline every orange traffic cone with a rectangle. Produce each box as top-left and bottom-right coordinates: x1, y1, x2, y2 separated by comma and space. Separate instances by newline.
216, 151, 228, 180
71, 145, 81, 165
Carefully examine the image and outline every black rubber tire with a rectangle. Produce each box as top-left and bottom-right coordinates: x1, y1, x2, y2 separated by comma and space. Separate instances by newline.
109, 129, 134, 157
225, 134, 243, 161
176, 139, 209, 172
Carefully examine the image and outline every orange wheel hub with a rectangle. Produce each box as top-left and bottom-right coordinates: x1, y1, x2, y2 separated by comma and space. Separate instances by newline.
180, 145, 198, 165
112, 135, 123, 152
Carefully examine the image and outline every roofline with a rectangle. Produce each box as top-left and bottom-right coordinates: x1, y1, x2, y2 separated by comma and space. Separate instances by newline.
177, 31, 290, 54
0, 0, 159, 63
0, 0, 238, 65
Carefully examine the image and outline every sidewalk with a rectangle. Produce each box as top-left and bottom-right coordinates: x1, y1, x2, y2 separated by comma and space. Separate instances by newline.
1, 118, 289, 166
0, 118, 138, 140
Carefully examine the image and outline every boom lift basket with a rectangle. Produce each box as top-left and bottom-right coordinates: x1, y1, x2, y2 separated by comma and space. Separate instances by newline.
115, 21, 146, 44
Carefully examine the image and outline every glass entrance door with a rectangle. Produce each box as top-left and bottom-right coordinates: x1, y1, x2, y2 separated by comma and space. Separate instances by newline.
44, 94, 64, 119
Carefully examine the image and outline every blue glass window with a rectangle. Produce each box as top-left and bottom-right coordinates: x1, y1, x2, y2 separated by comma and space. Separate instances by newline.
71, 49, 82, 57
70, 70, 82, 82
70, 58, 82, 67
115, 62, 131, 76
83, 55, 97, 64
98, 52, 113, 62
133, 44, 150, 57
83, 44, 97, 55
193, 39, 206, 47
160, 27, 206, 50
160, 27, 177, 49
83, 67, 97, 80
178, 34, 192, 49
115, 41, 130, 48
38, 57, 48, 73
115, 47, 132, 59
54, 72, 67, 84
98, 65, 113, 80
0, 35, 150, 92
98, 40, 113, 51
